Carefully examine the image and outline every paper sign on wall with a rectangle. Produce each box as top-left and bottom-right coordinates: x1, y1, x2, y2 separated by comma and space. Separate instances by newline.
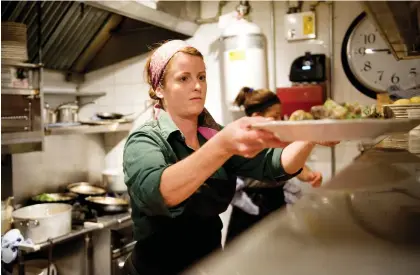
285, 11, 316, 41
228, 50, 246, 61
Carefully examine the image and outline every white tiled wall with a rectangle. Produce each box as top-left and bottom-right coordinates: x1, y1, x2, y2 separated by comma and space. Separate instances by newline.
78, 54, 154, 171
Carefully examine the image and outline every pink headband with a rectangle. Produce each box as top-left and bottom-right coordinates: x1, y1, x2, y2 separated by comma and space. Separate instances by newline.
149, 40, 190, 90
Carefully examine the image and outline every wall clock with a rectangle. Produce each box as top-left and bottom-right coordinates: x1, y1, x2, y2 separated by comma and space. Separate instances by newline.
341, 12, 420, 99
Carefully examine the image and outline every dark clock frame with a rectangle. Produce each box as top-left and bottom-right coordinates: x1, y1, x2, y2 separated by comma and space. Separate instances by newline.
341, 11, 378, 99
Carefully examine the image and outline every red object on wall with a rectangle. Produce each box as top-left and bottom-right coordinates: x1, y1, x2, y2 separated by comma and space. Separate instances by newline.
276, 85, 325, 118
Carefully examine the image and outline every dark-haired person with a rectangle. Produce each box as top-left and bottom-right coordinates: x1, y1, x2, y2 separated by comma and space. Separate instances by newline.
226, 87, 323, 243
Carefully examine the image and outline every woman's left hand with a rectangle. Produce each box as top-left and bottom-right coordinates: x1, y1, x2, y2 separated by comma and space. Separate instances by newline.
306, 171, 323, 187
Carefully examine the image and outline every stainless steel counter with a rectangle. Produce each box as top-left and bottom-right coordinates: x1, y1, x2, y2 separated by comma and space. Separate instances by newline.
16, 211, 133, 275
18, 211, 132, 253
185, 148, 420, 275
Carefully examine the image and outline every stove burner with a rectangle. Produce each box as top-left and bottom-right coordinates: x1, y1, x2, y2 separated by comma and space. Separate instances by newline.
72, 202, 98, 225
71, 192, 130, 226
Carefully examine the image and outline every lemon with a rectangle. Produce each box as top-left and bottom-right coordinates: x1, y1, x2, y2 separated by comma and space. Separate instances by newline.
410, 96, 420, 104
393, 99, 411, 105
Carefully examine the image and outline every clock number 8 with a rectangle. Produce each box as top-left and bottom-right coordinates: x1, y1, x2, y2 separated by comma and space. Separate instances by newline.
363, 61, 372, 71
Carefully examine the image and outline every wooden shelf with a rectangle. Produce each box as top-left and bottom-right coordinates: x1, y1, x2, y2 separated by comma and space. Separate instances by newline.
45, 123, 133, 135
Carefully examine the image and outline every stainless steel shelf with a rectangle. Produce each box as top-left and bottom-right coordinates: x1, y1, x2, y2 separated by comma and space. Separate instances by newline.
1, 131, 44, 145
18, 212, 132, 253
45, 123, 133, 135
43, 91, 106, 97
1, 61, 43, 68
17, 226, 98, 253
1, 88, 39, 96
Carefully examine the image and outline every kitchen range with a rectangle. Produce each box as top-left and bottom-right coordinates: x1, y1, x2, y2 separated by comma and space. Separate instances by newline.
11, 183, 134, 275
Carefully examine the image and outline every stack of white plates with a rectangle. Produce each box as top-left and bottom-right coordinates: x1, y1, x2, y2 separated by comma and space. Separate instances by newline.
383, 103, 420, 119
379, 133, 409, 151
1, 22, 28, 62
408, 109, 420, 154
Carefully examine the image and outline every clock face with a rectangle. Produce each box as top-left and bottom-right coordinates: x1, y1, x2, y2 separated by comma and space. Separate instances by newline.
341, 12, 420, 99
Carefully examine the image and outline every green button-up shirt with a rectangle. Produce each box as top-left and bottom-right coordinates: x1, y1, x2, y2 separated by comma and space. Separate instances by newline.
123, 108, 299, 241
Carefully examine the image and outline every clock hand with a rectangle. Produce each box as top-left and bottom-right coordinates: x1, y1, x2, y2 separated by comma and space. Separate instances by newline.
365, 48, 391, 54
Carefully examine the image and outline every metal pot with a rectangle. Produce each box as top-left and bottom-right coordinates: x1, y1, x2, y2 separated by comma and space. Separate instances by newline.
43, 103, 57, 124
85, 196, 129, 214
57, 102, 79, 123
56, 101, 95, 123
102, 169, 127, 193
12, 203, 72, 243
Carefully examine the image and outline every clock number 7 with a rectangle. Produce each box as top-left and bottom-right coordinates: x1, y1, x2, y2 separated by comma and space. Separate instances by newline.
377, 70, 384, 81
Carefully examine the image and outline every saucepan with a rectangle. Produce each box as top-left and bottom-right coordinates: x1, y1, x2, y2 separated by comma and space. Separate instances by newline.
84, 196, 129, 214
66, 182, 106, 198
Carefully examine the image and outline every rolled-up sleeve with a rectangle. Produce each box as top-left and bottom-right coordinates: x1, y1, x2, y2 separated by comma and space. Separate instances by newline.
226, 148, 302, 183
123, 131, 185, 217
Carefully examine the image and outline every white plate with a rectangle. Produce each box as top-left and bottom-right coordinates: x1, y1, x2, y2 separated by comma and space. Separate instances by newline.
250, 119, 420, 142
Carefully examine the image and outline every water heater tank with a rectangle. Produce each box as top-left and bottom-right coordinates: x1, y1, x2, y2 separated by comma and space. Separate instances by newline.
220, 18, 268, 106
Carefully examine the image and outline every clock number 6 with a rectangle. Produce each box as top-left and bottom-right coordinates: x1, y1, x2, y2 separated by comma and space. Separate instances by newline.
391, 73, 400, 84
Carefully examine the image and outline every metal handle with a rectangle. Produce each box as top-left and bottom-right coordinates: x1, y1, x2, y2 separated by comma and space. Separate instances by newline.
18, 219, 39, 228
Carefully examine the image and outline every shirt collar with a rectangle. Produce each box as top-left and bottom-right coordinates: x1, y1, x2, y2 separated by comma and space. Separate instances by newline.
155, 106, 222, 141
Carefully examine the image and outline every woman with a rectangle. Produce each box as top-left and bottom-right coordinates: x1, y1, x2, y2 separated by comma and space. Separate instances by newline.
122, 40, 336, 275
226, 87, 323, 243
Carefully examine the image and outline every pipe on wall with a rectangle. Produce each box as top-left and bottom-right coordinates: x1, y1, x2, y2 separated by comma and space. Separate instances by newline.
327, 1, 336, 177
269, 0, 277, 93
195, 1, 228, 24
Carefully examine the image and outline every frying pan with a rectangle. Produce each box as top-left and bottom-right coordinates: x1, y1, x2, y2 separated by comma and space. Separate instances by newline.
31, 192, 78, 204
67, 182, 106, 198
85, 196, 129, 213
95, 112, 133, 120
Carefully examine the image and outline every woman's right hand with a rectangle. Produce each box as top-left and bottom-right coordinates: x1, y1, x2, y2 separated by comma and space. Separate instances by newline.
216, 116, 288, 158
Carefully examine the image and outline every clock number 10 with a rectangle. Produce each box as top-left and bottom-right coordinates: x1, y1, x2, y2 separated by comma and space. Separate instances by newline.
364, 33, 376, 44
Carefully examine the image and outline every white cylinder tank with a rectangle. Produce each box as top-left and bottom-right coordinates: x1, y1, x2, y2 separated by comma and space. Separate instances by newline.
220, 18, 268, 106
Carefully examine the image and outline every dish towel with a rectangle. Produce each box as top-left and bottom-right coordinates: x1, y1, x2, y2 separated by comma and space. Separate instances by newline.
1, 229, 33, 264
231, 178, 305, 215
231, 178, 260, 215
